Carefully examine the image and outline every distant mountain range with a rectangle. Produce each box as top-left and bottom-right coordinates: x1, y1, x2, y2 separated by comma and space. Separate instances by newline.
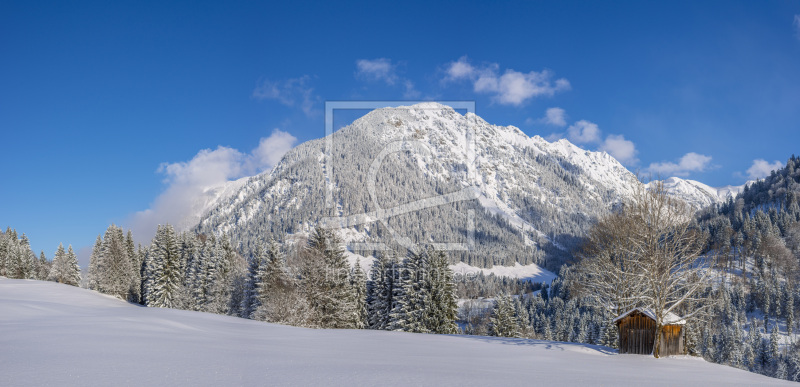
647, 176, 744, 210
185, 103, 746, 270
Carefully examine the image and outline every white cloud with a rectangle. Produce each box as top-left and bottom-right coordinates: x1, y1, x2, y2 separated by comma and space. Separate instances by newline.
248, 130, 299, 172
746, 159, 783, 180
402, 80, 420, 99
542, 107, 567, 126
600, 134, 638, 165
128, 129, 297, 242
444, 56, 476, 80
356, 58, 398, 85
647, 152, 713, 177
355, 58, 419, 98
442, 57, 570, 106
567, 120, 601, 143
795, 15, 800, 40
253, 76, 317, 116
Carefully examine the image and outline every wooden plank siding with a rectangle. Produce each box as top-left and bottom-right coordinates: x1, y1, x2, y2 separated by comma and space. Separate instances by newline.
616, 311, 684, 356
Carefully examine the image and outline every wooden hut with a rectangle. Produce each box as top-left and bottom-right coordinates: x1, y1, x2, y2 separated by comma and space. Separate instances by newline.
613, 308, 686, 356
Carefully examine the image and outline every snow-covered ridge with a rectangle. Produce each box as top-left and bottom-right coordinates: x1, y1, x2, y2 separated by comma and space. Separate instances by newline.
648, 177, 744, 210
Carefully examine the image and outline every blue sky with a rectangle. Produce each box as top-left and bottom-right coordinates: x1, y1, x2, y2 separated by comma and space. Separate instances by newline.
2, 1, 800, 261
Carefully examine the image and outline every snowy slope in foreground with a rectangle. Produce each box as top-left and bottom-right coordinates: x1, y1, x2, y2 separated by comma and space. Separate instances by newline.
1, 279, 790, 387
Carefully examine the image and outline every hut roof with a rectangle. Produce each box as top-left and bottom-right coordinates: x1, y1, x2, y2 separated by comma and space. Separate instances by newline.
612, 308, 686, 325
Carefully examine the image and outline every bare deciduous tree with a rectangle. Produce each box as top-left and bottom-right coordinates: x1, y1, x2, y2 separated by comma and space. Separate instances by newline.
572, 181, 717, 358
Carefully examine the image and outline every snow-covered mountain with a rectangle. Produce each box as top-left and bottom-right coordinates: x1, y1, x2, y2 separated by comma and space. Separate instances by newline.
193, 103, 642, 269
191, 103, 744, 269
648, 177, 744, 210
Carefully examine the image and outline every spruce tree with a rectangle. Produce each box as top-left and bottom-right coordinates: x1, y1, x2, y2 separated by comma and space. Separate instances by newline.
350, 258, 367, 329
35, 251, 50, 280
47, 243, 66, 283
769, 325, 781, 374
87, 235, 103, 290
366, 252, 393, 329
489, 294, 519, 338
0, 231, 7, 277
396, 250, 429, 333
48, 243, 81, 286
125, 230, 141, 303
18, 234, 36, 279
100, 225, 133, 300
241, 242, 268, 319
64, 245, 81, 286
145, 224, 183, 308
211, 235, 238, 315
424, 249, 458, 334
304, 227, 358, 328
388, 256, 408, 331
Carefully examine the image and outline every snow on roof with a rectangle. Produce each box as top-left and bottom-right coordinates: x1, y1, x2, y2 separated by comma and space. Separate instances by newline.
612, 308, 687, 325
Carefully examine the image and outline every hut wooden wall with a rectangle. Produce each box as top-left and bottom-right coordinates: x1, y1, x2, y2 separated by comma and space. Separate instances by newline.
658, 325, 684, 356
617, 312, 685, 356
618, 313, 655, 354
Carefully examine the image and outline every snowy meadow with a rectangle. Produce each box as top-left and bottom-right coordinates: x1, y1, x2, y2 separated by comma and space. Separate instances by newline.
1, 278, 792, 386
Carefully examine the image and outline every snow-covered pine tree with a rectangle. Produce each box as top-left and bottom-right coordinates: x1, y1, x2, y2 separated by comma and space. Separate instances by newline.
784, 285, 795, 336
64, 245, 81, 286
48, 243, 81, 286
489, 294, 519, 338
744, 324, 758, 371
182, 233, 204, 310
252, 240, 279, 320
600, 320, 618, 349
125, 230, 141, 303
769, 325, 781, 375
241, 242, 268, 319
514, 296, 532, 338
253, 239, 309, 325
136, 244, 147, 305
304, 227, 358, 329
208, 235, 239, 315
424, 249, 458, 334
35, 251, 50, 280
395, 250, 429, 333
350, 258, 367, 329
18, 234, 36, 279
0, 231, 7, 277
100, 225, 133, 300
727, 325, 744, 369
47, 243, 66, 283
366, 252, 392, 329
87, 235, 103, 290
145, 224, 183, 308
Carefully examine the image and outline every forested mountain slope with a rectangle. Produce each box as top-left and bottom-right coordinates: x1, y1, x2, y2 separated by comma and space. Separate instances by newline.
195, 103, 642, 269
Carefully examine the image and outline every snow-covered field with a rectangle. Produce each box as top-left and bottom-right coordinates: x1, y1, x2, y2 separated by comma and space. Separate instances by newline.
1, 279, 792, 386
